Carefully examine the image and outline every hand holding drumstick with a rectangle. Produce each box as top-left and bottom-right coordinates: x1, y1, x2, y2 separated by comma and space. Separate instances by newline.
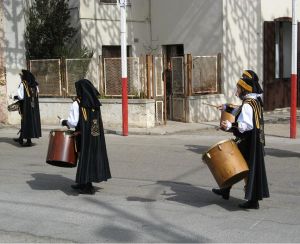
202, 103, 226, 111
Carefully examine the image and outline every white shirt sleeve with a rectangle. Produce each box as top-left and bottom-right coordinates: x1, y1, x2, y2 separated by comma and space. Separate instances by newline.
236, 103, 253, 133
67, 101, 79, 128
17, 83, 24, 100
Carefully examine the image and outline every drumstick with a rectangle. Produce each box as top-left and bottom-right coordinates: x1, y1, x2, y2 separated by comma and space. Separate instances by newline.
202, 103, 219, 109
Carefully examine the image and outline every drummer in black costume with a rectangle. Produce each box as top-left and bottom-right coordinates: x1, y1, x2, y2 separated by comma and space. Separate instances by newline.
13, 70, 41, 146
212, 70, 269, 209
60, 79, 111, 194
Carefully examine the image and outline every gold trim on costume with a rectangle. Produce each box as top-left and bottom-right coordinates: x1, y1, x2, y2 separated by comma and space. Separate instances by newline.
243, 71, 252, 79
245, 99, 261, 129
238, 79, 253, 92
81, 107, 87, 121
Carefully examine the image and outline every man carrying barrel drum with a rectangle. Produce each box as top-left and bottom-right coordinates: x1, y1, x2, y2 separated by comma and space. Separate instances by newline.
59, 79, 111, 195
212, 70, 269, 209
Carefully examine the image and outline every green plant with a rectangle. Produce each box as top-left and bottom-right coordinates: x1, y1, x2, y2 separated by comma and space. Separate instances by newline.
24, 0, 76, 59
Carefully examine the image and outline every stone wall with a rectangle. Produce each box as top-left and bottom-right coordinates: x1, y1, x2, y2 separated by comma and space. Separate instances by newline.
0, 1, 7, 123
33, 98, 155, 128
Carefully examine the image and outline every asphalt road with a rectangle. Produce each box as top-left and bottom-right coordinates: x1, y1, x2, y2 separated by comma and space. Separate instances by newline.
0, 124, 300, 242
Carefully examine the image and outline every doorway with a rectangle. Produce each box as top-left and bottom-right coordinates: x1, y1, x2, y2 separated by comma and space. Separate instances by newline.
162, 44, 184, 121
263, 18, 300, 110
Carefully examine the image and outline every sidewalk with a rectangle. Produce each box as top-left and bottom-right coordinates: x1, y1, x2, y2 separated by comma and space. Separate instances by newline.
105, 107, 300, 135
1, 108, 299, 136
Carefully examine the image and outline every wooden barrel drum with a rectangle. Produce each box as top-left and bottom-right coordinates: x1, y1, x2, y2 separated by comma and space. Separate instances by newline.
46, 130, 77, 167
202, 139, 249, 188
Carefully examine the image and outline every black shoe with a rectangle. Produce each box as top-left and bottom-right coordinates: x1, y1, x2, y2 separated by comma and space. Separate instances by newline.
78, 183, 95, 195
71, 184, 84, 190
238, 200, 259, 209
13, 138, 23, 145
22, 141, 32, 147
212, 188, 230, 200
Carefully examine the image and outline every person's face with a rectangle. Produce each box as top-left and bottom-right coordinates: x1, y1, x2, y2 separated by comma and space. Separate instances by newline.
167, 61, 171, 70
235, 85, 242, 98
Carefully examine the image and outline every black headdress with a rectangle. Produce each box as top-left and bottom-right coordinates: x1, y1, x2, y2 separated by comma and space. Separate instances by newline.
240, 70, 263, 94
21, 70, 38, 87
75, 79, 101, 108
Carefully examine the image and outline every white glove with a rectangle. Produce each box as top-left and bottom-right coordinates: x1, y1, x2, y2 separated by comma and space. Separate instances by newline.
224, 120, 232, 131
57, 116, 63, 126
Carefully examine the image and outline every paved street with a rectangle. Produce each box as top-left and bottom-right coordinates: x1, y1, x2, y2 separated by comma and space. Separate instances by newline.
0, 122, 300, 242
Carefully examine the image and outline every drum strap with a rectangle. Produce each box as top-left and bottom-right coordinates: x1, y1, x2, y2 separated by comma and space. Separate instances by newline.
244, 99, 261, 129
22, 80, 30, 97
74, 139, 78, 153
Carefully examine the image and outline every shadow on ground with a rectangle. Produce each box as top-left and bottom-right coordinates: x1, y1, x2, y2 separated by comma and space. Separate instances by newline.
0, 137, 36, 147
265, 148, 300, 158
185, 144, 209, 155
157, 180, 242, 211
27, 173, 86, 196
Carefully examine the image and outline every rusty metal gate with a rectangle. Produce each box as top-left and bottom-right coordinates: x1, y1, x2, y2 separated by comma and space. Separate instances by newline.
192, 56, 218, 94
29, 59, 62, 97
171, 56, 186, 122
103, 57, 140, 96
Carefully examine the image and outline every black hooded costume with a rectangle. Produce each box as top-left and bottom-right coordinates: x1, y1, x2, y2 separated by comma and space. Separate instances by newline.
233, 98, 269, 201
71, 79, 111, 187
17, 70, 42, 142
212, 70, 269, 208
235, 70, 269, 202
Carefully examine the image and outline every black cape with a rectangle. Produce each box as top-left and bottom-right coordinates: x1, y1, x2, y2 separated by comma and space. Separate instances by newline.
74, 79, 111, 184
233, 98, 269, 201
20, 71, 41, 139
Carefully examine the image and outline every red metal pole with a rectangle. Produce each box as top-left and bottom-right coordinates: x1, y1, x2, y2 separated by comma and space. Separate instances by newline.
120, 0, 128, 136
122, 77, 128, 136
290, 0, 298, 138
291, 74, 297, 138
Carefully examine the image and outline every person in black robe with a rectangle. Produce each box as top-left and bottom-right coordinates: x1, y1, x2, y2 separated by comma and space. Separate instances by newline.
164, 60, 172, 119
212, 70, 269, 209
60, 79, 111, 194
13, 70, 41, 146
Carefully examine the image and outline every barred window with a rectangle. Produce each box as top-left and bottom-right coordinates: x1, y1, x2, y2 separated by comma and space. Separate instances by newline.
99, 0, 131, 5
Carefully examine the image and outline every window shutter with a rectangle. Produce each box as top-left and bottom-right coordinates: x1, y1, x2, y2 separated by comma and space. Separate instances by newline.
263, 21, 276, 85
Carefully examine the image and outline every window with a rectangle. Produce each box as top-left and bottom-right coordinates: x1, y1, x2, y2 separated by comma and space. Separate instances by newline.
100, 0, 117, 3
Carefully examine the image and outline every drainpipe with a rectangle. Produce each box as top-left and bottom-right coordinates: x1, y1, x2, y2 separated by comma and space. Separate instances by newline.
120, 0, 128, 136
290, 0, 298, 138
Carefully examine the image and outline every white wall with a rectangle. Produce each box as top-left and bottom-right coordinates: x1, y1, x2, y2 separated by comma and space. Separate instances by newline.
150, 0, 223, 56
261, 0, 300, 21
222, 0, 262, 106
78, 0, 151, 57
2, 0, 27, 124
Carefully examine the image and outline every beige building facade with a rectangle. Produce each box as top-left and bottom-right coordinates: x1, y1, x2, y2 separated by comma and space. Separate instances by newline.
1, 0, 299, 126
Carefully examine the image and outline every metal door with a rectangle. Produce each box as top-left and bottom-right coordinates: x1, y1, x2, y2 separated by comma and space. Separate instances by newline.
171, 56, 186, 122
